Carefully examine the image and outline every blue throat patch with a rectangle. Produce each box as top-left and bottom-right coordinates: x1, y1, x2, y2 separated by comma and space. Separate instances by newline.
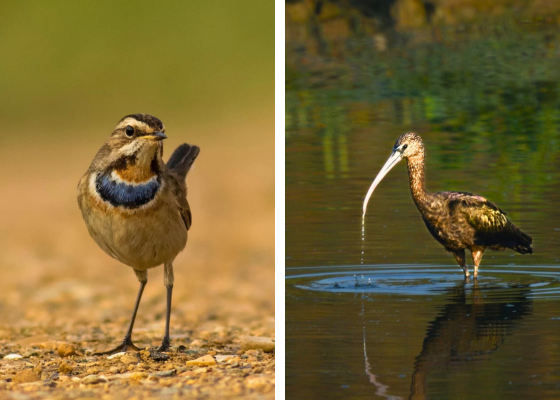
95, 172, 161, 208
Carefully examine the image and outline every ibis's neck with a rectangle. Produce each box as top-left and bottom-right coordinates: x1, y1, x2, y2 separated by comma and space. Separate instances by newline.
406, 153, 430, 210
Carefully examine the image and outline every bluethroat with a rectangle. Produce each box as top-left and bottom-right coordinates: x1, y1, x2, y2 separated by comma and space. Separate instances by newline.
77, 114, 200, 354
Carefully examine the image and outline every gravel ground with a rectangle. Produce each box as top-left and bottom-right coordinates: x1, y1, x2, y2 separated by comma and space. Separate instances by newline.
0, 336, 274, 399
0, 121, 275, 399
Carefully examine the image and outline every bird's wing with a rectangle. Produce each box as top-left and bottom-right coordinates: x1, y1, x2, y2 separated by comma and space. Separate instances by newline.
168, 172, 192, 231
179, 195, 192, 231
447, 192, 509, 236
443, 192, 532, 253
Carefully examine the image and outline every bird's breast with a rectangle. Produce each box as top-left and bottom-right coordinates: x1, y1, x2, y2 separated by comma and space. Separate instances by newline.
93, 169, 161, 209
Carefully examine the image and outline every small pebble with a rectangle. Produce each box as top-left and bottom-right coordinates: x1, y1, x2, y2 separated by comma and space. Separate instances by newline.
240, 336, 275, 353
57, 343, 76, 357
151, 369, 177, 378
4, 354, 23, 360
186, 355, 216, 367
215, 355, 236, 363
107, 352, 126, 360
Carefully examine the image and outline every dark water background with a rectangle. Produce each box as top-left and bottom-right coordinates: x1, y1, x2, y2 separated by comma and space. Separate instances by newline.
286, 9, 560, 400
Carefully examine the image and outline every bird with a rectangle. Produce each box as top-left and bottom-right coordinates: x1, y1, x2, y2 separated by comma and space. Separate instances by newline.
77, 114, 200, 354
362, 132, 532, 279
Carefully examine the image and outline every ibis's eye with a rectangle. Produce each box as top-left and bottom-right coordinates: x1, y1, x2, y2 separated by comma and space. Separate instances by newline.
125, 125, 134, 137
402, 144, 408, 150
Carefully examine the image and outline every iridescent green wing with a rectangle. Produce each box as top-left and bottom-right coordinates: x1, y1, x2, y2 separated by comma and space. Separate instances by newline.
448, 193, 509, 238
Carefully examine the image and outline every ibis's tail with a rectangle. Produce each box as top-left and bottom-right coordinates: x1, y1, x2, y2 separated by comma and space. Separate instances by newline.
510, 226, 533, 254
167, 143, 200, 180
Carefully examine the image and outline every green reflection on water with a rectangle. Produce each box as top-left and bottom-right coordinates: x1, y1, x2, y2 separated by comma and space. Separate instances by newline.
287, 21, 560, 267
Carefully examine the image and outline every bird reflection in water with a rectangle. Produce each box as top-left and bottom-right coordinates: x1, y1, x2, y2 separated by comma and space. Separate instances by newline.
408, 281, 532, 400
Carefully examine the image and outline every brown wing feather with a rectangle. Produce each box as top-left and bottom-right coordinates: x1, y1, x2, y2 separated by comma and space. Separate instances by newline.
167, 171, 192, 231
447, 193, 532, 253
164, 144, 199, 232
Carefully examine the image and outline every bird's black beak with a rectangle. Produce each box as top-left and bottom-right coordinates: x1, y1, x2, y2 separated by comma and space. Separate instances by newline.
362, 149, 404, 216
143, 131, 167, 141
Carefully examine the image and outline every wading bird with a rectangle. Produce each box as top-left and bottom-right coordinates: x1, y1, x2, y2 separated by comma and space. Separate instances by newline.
78, 114, 200, 354
362, 133, 532, 279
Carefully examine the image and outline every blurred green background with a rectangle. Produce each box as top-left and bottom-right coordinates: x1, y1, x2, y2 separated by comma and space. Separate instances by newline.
0, 1, 272, 136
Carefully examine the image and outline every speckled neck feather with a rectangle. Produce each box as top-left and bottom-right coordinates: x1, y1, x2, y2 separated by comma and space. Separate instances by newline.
406, 150, 429, 210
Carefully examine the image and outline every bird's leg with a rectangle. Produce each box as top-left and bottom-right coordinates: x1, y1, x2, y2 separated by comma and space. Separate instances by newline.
471, 248, 484, 280
94, 270, 147, 356
158, 262, 174, 352
452, 250, 469, 279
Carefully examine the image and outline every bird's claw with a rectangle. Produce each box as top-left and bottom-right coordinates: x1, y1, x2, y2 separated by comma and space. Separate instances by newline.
157, 336, 171, 352
94, 336, 143, 356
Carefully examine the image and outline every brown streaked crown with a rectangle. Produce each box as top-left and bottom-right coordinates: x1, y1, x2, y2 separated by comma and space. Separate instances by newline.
113, 114, 166, 137
394, 132, 425, 158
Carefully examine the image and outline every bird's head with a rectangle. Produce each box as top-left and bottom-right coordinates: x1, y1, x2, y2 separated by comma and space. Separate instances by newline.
99, 114, 167, 175
362, 132, 425, 216
110, 113, 167, 156
393, 132, 424, 159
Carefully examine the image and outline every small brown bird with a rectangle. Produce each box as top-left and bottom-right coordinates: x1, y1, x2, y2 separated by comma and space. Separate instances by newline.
363, 132, 532, 279
77, 114, 200, 354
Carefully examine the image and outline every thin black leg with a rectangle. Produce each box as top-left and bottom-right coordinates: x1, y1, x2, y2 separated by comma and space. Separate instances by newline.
94, 280, 147, 355
158, 285, 173, 351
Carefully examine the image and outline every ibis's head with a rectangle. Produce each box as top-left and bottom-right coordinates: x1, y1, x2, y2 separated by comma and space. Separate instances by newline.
362, 132, 424, 216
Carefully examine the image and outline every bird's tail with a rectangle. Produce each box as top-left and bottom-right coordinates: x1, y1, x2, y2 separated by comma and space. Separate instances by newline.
510, 227, 533, 254
167, 143, 200, 180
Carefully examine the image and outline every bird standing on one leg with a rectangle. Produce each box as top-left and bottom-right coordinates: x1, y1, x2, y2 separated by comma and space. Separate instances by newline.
362, 132, 532, 279
77, 114, 200, 354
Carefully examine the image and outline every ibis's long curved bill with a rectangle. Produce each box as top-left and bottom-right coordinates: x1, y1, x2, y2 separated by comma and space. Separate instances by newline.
362, 150, 403, 216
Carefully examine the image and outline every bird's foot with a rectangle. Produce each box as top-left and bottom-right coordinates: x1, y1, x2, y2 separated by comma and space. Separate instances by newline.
157, 336, 171, 352
94, 336, 143, 356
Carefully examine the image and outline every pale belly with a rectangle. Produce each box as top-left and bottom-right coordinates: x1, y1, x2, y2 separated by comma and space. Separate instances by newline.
83, 201, 187, 270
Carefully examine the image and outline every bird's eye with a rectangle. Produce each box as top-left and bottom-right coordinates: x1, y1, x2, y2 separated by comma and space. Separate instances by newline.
125, 126, 134, 137
402, 144, 408, 150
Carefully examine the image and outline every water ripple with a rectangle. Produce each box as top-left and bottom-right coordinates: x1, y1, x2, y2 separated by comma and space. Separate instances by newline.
288, 264, 560, 299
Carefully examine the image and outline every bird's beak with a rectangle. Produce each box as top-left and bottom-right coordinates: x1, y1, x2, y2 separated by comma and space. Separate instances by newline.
362, 149, 403, 216
143, 131, 167, 141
